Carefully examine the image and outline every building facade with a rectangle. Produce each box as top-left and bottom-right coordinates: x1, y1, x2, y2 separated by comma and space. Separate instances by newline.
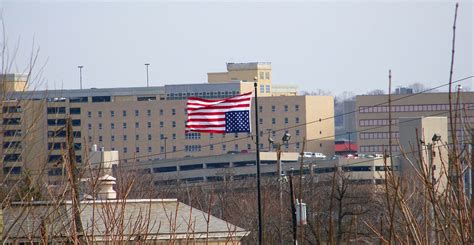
0, 63, 335, 181
355, 92, 474, 154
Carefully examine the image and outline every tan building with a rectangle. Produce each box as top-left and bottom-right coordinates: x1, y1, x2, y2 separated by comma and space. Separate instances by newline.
355, 91, 474, 154
0, 62, 335, 182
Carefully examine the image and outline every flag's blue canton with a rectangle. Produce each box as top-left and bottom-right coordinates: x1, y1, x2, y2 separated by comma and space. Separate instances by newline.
225, 111, 250, 133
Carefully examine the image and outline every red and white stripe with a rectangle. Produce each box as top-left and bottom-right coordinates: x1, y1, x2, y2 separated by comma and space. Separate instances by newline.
186, 91, 252, 134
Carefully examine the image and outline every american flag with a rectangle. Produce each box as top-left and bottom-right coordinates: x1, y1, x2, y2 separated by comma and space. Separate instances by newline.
185, 91, 253, 134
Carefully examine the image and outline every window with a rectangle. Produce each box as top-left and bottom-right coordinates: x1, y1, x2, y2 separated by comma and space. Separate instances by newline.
4, 130, 22, 137
160, 134, 164, 139
123, 123, 127, 129
210, 145, 214, 151
265, 85, 270, 93
295, 105, 299, 111
88, 111, 92, 118
3, 106, 22, 113
136, 135, 139, 140
272, 105, 276, 112
172, 109, 176, 115
99, 136, 103, 142
160, 121, 164, 128
172, 121, 176, 128
148, 147, 152, 153
123, 135, 128, 141
147, 122, 152, 128
110, 110, 115, 117
135, 122, 139, 128
180, 164, 203, 171
295, 117, 300, 124
147, 109, 151, 116
296, 142, 300, 149
247, 144, 251, 150
173, 146, 176, 152
123, 147, 128, 153
259, 72, 264, 79
234, 133, 238, 138
259, 106, 263, 112
222, 144, 227, 152
234, 144, 239, 151
98, 111, 102, 117
70, 108, 81, 114
160, 109, 163, 116
260, 85, 264, 93
3, 118, 20, 125
136, 147, 140, 153
111, 123, 115, 129
172, 133, 176, 140
272, 118, 276, 124
135, 110, 139, 116
88, 123, 92, 130
259, 118, 263, 124
185, 145, 201, 152
92, 96, 111, 102
148, 134, 152, 140
99, 123, 103, 130
111, 135, 115, 141
47, 107, 66, 114
48, 119, 66, 126
70, 97, 88, 103
284, 105, 288, 112
296, 129, 300, 136
210, 133, 214, 139
160, 146, 164, 152
284, 118, 288, 124
123, 110, 127, 117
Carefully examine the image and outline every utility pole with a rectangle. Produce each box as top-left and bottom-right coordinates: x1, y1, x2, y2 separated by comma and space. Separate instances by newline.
276, 143, 284, 245
66, 117, 84, 244
289, 173, 297, 245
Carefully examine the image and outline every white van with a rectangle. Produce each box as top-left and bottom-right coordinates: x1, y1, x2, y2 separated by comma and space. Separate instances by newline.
303, 152, 313, 158
313, 152, 326, 159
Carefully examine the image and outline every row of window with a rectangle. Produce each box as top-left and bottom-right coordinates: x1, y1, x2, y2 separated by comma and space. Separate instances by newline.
359, 103, 474, 113
259, 117, 300, 125
166, 91, 239, 100
259, 85, 271, 94
3, 130, 22, 137
47, 119, 81, 126
258, 104, 300, 113
359, 132, 400, 140
359, 145, 400, 153
259, 71, 271, 80
47, 130, 81, 138
359, 119, 398, 127
2, 106, 22, 113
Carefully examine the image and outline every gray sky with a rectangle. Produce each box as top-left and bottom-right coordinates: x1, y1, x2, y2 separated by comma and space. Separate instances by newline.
2, 1, 473, 95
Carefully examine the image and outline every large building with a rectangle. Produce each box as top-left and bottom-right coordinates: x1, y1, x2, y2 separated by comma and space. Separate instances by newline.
0, 62, 335, 182
355, 91, 474, 154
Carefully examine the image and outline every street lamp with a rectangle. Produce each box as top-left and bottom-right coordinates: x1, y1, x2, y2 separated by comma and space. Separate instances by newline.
271, 133, 291, 245
145, 63, 150, 87
77, 65, 83, 89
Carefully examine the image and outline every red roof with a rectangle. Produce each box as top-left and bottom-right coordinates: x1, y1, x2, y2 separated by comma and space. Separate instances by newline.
335, 142, 358, 152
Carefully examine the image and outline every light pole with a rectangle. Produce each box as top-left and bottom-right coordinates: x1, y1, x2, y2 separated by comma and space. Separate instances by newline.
78, 65, 83, 89
145, 63, 150, 87
269, 132, 291, 245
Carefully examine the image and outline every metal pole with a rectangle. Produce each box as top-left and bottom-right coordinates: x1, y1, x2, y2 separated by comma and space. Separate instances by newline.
78, 66, 83, 89
145, 63, 150, 87
254, 82, 263, 244
289, 173, 297, 245
276, 143, 283, 245
470, 131, 474, 243
164, 136, 167, 159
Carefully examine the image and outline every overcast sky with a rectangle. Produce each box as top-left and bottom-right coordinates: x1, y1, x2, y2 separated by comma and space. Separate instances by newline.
2, 1, 473, 95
